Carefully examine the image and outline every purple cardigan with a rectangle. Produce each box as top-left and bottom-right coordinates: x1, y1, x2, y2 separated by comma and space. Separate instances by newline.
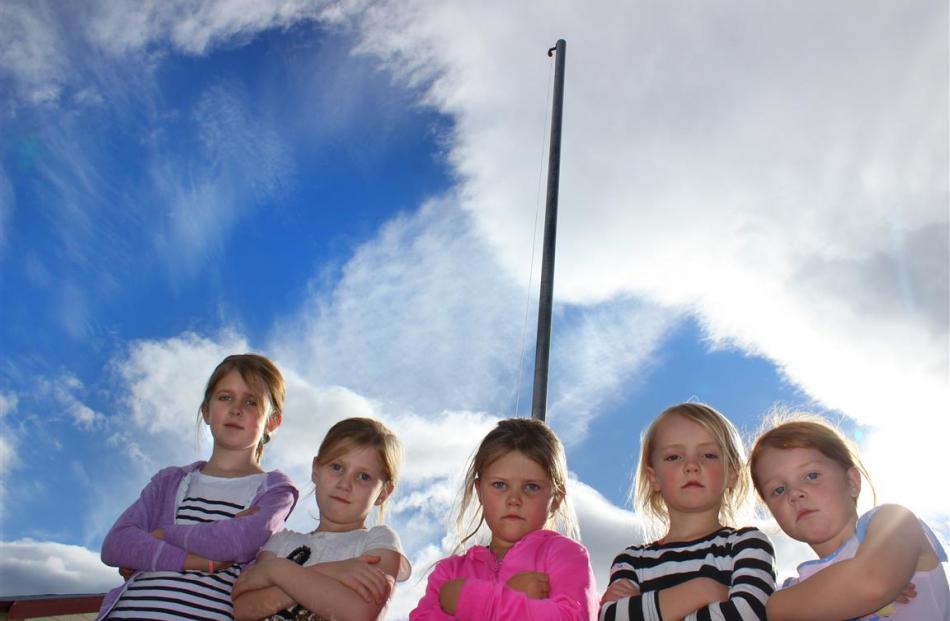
410, 529, 599, 620
97, 461, 298, 619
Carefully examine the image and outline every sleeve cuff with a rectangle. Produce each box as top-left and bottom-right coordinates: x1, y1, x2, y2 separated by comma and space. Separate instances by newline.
153, 540, 188, 571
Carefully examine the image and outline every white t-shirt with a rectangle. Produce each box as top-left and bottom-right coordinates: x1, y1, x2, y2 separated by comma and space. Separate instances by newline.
786, 506, 949, 620
263, 525, 412, 582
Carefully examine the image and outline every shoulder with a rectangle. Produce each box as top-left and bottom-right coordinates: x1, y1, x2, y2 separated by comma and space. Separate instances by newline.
365, 524, 403, 547
150, 462, 199, 484
730, 525, 774, 546
534, 530, 589, 558
858, 504, 943, 558
858, 504, 916, 539
263, 468, 298, 490
430, 550, 472, 580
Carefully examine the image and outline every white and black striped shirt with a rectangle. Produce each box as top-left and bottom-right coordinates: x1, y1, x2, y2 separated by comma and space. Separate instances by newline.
107, 472, 264, 621
599, 526, 775, 621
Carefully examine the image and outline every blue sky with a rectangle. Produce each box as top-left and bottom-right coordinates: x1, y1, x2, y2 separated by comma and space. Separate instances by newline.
1, 1, 947, 618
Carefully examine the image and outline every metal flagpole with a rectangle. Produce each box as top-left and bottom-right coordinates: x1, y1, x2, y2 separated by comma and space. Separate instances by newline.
531, 39, 566, 421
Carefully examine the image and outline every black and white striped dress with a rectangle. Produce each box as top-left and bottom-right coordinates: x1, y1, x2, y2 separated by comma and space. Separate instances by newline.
599, 526, 775, 621
107, 472, 265, 621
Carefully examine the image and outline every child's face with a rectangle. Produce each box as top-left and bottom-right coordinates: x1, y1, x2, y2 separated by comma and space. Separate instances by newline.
754, 446, 860, 557
202, 369, 279, 454
647, 414, 736, 519
476, 450, 560, 557
312, 445, 391, 532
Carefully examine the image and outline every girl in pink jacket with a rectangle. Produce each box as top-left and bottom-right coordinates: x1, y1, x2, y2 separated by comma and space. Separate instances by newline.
410, 417, 598, 620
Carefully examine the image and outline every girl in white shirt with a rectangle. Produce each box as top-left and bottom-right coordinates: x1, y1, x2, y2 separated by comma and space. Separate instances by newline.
233, 417, 411, 621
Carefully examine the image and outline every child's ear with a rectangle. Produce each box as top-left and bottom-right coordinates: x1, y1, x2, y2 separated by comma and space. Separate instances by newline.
201, 403, 210, 424
645, 466, 659, 491
311, 456, 320, 484
375, 482, 395, 506
846, 466, 861, 500
727, 465, 739, 490
266, 411, 282, 433
550, 490, 564, 514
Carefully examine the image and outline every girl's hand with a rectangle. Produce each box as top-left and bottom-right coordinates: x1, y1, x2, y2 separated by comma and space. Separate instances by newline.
321, 555, 392, 603
506, 571, 550, 599
234, 506, 259, 519
119, 567, 135, 581
149, 529, 165, 540
233, 558, 278, 598
694, 577, 729, 603
894, 581, 917, 604
439, 579, 465, 614
600, 578, 640, 604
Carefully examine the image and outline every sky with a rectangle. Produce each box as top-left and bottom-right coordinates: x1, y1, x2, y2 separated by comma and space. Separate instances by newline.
0, 1, 947, 618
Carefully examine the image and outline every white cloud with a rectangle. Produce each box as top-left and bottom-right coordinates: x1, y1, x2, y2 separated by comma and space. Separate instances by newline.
40, 374, 107, 430
0, 539, 119, 597
346, 0, 949, 512
116, 330, 249, 441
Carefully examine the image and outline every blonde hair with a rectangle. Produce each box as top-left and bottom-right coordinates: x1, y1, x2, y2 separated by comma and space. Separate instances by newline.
198, 353, 285, 462
455, 418, 578, 550
749, 412, 875, 504
315, 417, 402, 522
634, 402, 749, 536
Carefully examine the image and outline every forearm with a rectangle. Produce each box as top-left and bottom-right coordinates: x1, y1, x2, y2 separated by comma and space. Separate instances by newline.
657, 579, 723, 621
101, 526, 187, 571
768, 560, 901, 621
456, 579, 588, 621
162, 487, 296, 563
270, 559, 384, 621
233, 585, 296, 621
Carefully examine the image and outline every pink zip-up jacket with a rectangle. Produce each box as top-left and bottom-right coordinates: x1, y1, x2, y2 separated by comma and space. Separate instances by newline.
410, 529, 598, 621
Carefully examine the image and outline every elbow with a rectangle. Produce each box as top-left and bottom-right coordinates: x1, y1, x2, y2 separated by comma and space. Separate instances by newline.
100, 538, 120, 567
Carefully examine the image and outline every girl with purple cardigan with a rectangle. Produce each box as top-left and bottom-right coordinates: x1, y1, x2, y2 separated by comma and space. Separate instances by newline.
97, 354, 299, 621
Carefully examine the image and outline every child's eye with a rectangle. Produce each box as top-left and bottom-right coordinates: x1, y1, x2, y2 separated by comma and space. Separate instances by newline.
356, 472, 373, 483
664, 454, 680, 462
218, 394, 231, 402
491, 481, 506, 490
771, 485, 785, 496
805, 472, 820, 481
244, 398, 258, 407
329, 463, 343, 472
703, 452, 720, 460
524, 483, 541, 493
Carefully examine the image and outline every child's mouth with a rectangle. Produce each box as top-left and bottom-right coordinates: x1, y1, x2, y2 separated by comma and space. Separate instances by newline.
796, 509, 816, 521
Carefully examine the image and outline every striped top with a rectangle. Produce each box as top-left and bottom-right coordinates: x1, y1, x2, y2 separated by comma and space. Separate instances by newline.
599, 526, 775, 621
106, 472, 265, 621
